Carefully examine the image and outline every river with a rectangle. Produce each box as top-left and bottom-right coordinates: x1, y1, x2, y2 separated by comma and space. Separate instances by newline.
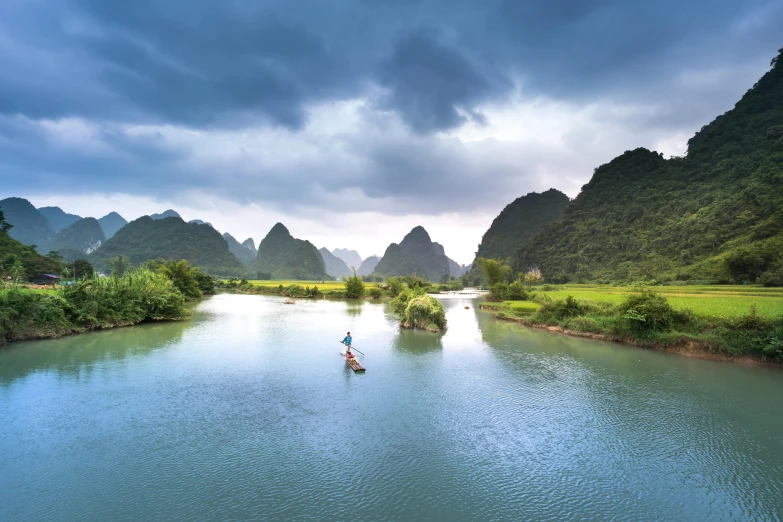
1, 293, 782, 521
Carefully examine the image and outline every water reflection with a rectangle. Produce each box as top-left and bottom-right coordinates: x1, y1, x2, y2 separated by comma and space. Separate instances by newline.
393, 327, 445, 353
0, 315, 194, 385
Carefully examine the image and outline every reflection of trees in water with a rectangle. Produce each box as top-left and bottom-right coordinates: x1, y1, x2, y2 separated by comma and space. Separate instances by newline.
0, 320, 192, 385
344, 301, 364, 316
393, 328, 444, 353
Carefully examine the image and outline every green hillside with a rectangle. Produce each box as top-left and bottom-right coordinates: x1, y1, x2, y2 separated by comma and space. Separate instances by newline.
250, 223, 328, 280
90, 216, 244, 276
357, 255, 380, 276
0, 209, 62, 280
98, 212, 128, 238
319, 247, 352, 278
38, 206, 81, 232
374, 226, 450, 281
518, 48, 783, 284
222, 232, 256, 265
0, 197, 55, 251
477, 189, 570, 264
49, 218, 106, 259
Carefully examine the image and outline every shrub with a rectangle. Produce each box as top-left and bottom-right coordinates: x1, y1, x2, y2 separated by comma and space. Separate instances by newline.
345, 269, 365, 298
504, 281, 529, 300
759, 264, 783, 287
539, 295, 586, 320
616, 289, 689, 334
369, 287, 382, 299
489, 282, 508, 301
398, 294, 447, 331
387, 276, 404, 296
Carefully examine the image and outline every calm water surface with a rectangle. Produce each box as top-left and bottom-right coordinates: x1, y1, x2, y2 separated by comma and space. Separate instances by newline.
1, 294, 782, 521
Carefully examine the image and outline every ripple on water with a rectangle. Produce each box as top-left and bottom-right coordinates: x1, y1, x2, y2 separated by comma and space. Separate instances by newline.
1, 294, 782, 521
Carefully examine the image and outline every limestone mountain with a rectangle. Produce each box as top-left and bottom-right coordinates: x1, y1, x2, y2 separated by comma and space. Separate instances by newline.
0, 210, 61, 280
89, 216, 244, 276
357, 255, 380, 276
222, 232, 256, 265
49, 218, 106, 260
189, 219, 214, 227
250, 223, 328, 280
241, 238, 257, 256
475, 189, 570, 265
374, 226, 450, 281
332, 248, 362, 269
448, 258, 470, 278
38, 206, 82, 232
519, 48, 783, 284
0, 197, 55, 251
98, 212, 128, 239
319, 248, 352, 279
150, 209, 180, 220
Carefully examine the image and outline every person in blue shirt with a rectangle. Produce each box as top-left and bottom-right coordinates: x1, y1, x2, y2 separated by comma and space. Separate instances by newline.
342, 332, 353, 358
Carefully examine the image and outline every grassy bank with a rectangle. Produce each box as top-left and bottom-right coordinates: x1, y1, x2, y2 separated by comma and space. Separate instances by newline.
0, 269, 187, 344
481, 285, 783, 362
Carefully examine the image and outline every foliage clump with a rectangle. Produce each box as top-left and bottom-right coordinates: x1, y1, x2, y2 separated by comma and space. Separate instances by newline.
345, 270, 365, 298
391, 286, 447, 331
616, 290, 691, 334
0, 268, 186, 343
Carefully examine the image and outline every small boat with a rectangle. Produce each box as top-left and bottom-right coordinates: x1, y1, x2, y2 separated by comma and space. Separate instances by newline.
342, 352, 366, 372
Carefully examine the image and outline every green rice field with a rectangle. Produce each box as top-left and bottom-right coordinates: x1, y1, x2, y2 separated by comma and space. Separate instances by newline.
245, 280, 380, 291
535, 285, 783, 318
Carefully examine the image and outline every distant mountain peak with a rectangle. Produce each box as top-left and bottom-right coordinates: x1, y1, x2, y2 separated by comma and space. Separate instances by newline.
98, 211, 128, 239
150, 209, 181, 220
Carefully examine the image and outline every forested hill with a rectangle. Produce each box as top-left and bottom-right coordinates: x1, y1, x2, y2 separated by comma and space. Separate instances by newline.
374, 226, 450, 281
519, 48, 783, 284
357, 255, 380, 276
98, 212, 128, 238
89, 216, 244, 276
472, 189, 569, 274
38, 206, 81, 232
250, 223, 328, 280
319, 248, 352, 279
49, 218, 106, 260
222, 232, 256, 265
0, 197, 55, 251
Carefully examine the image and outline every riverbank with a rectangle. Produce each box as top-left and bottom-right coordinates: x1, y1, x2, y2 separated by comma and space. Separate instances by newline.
480, 293, 783, 366
0, 269, 188, 346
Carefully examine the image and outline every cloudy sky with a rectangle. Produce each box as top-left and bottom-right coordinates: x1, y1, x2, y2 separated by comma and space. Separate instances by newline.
1, 0, 781, 263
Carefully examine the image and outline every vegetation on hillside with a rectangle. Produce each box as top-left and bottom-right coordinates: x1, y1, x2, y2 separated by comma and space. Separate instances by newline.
250, 223, 328, 280
89, 216, 245, 277
0, 197, 55, 251
467, 189, 569, 284
49, 217, 107, 259
517, 48, 783, 285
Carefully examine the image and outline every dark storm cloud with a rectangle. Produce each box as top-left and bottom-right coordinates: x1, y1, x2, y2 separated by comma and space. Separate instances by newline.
1, 0, 781, 217
1, 0, 780, 132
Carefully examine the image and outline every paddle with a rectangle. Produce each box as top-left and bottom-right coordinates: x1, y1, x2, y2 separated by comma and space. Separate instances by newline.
340, 341, 364, 355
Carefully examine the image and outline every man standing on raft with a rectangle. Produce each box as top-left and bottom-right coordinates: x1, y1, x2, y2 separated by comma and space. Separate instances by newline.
342, 332, 354, 358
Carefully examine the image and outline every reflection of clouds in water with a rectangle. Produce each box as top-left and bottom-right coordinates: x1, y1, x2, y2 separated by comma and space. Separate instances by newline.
0, 319, 193, 385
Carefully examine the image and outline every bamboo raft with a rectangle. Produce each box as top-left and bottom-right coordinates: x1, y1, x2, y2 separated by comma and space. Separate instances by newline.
342, 353, 366, 372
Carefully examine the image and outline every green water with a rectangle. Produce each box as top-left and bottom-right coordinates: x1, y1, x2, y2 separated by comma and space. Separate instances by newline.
1, 294, 782, 521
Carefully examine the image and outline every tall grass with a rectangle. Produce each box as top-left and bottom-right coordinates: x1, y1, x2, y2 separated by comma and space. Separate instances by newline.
0, 268, 186, 343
